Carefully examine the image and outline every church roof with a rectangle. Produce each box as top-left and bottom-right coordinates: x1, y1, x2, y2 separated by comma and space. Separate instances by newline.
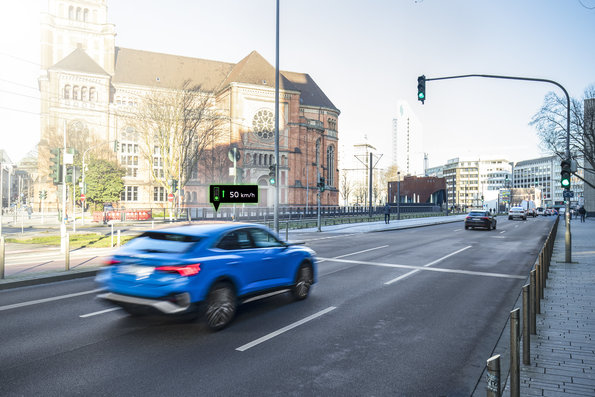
113, 47, 234, 92
49, 46, 109, 76
113, 47, 338, 112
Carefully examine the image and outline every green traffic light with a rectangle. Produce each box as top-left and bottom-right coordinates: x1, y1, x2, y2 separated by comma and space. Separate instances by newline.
418, 92, 425, 100
561, 179, 570, 187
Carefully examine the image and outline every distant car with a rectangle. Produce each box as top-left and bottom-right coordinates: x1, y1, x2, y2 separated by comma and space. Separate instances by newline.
465, 210, 497, 230
526, 208, 536, 217
508, 207, 527, 221
536, 207, 545, 216
96, 223, 317, 331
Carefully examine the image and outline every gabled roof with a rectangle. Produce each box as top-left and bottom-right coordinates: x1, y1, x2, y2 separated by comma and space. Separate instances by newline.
281, 70, 338, 112
49, 46, 109, 76
113, 47, 235, 91
220, 51, 298, 92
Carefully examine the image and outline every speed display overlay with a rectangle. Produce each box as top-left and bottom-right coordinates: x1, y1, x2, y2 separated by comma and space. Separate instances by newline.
209, 185, 259, 211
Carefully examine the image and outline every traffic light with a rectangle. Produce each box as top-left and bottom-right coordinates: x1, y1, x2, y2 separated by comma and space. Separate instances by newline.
560, 159, 571, 189
114, 140, 120, 152
268, 165, 276, 185
49, 148, 62, 184
172, 179, 178, 193
417, 75, 426, 104
318, 176, 325, 192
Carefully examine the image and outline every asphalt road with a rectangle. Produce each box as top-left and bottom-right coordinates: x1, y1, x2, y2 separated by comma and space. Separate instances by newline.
0, 216, 554, 396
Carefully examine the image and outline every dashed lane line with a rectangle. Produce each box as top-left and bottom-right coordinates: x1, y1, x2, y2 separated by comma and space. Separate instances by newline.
0, 288, 105, 312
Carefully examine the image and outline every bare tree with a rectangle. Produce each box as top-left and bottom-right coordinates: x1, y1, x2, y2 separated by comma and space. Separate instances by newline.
128, 80, 227, 193
339, 169, 353, 205
530, 85, 595, 189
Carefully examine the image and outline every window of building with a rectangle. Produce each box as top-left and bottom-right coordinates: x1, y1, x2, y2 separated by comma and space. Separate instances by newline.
153, 186, 166, 202
327, 145, 335, 186
89, 87, 96, 102
76, 7, 82, 21
153, 145, 164, 178
64, 85, 71, 99
69, 6, 74, 19
315, 138, 321, 166
83, 8, 89, 22
252, 109, 275, 140
121, 186, 138, 202
81, 86, 88, 101
120, 126, 139, 178
73, 86, 79, 100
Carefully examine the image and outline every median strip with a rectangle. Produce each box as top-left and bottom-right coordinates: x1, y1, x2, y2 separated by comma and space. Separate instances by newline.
236, 306, 337, 352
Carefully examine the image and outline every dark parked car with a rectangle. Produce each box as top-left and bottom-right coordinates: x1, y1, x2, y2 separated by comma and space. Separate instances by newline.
465, 210, 497, 230
96, 223, 317, 330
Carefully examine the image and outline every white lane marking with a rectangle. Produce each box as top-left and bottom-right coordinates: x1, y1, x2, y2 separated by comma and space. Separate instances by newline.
301, 234, 356, 242
499, 230, 506, 234
236, 306, 337, 352
318, 244, 388, 264
319, 257, 526, 280
423, 246, 472, 268
453, 229, 462, 232
385, 246, 471, 285
79, 307, 121, 318
0, 288, 105, 312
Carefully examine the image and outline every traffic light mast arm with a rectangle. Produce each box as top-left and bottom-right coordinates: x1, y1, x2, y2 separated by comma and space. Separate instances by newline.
422, 73, 571, 159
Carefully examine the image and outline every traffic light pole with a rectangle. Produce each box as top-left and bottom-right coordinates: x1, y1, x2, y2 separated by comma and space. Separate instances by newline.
422, 73, 572, 262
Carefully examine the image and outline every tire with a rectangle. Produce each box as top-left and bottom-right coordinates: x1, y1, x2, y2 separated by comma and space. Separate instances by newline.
493, 222, 497, 230
205, 283, 236, 331
464, 225, 469, 230
292, 264, 313, 300
508, 216, 512, 220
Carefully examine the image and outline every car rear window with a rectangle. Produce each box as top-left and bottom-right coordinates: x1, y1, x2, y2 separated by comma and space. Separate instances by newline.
469, 212, 487, 216
124, 232, 201, 253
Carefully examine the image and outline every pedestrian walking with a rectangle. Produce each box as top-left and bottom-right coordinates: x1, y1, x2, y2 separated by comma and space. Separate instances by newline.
26, 205, 33, 219
384, 203, 391, 224
578, 206, 586, 222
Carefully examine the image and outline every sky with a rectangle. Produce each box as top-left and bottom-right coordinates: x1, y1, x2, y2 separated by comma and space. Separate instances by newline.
1, 0, 594, 170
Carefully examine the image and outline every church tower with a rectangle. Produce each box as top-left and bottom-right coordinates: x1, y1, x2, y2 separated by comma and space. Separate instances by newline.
40, 0, 116, 74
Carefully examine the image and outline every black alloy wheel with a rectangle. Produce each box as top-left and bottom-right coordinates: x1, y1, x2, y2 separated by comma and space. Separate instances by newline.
205, 283, 237, 331
292, 264, 313, 300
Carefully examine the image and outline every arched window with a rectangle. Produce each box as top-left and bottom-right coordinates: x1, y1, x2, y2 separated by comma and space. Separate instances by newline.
269, 154, 274, 165
64, 85, 71, 99
89, 87, 96, 102
73, 86, 79, 100
192, 192, 197, 203
83, 8, 89, 22
259, 154, 263, 166
76, 7, 82, 21
81, 86, 88, 101
68, 6, 74, 19
326, 145, 335, 187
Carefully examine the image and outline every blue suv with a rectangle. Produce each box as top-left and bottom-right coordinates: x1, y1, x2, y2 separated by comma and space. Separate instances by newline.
96, 223, 317, 330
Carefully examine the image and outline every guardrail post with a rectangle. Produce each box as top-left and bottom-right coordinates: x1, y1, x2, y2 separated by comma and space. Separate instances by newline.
117, 229, 121, 247
285, 220, 289, 241
510, 308, 520, 397
0, 236, 5, 279
486, 354, 501, 397
522, 284, 531, 364
536, 263, 542, 312
111, 224, 114, 248
65, 232, 70, 271
531, 269, 539, 324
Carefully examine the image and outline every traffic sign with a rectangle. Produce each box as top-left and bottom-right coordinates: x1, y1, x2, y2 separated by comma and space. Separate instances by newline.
168, 193, 174, 202
563, 190, 574, 199
81, 193, 86, 201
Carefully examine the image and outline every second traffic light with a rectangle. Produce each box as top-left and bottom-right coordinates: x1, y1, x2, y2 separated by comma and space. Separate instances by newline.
417, 75, 426, 104
560, 159, 571, 189
50, 148, 62, 184
268, 165, 276, 185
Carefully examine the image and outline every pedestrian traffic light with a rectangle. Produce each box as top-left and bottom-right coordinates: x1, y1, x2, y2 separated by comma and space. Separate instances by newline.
49, 148, 62, 184
560, 159, 571, 189
268, 165, 276, 185
172, 179, 178, 193
417, 75, 426, 104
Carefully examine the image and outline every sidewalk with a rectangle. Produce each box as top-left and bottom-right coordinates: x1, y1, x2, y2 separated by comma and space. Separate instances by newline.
513, 218, 595, 396
0, 214, 465, 289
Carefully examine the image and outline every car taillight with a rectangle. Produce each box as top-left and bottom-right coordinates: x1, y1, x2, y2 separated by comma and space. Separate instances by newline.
481, 217, 490, 220
466, 217, 471, 220
103, 258, 120, 266
155, 263, 201, 277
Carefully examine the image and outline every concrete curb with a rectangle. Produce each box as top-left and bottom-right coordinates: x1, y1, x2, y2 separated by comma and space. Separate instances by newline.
0, 268, 99, 290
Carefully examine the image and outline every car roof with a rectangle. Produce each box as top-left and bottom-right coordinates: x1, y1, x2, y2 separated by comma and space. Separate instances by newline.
149, 222, 267, 237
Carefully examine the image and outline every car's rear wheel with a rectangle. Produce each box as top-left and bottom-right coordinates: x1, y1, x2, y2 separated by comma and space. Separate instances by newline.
205, 283, 236, 331
493, 222, 497, 230
292, 264, 313, 300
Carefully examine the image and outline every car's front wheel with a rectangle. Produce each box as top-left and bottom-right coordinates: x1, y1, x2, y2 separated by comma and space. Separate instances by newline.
292, 264, 313, 300
205, 283, 236, 331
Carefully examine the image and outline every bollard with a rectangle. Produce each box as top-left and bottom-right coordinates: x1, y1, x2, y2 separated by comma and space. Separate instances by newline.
152, 220, 155, 229
117, 230, 121, 247
486, 354, 501, 397
539, 262, 545, 298
541, 252, 547, 289
65, 232, 70, 271
285, 221, 289, 241
522, 284, 531, 365
0, 236, 5, 279
536, 264, 542, 313
111, 224, 114, 248
531, 269, 537, 318
510, 308, 520, 397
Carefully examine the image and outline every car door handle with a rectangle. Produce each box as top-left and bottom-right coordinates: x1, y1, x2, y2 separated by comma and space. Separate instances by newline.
227, 261, 240, 265
263, 257, 273, 260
